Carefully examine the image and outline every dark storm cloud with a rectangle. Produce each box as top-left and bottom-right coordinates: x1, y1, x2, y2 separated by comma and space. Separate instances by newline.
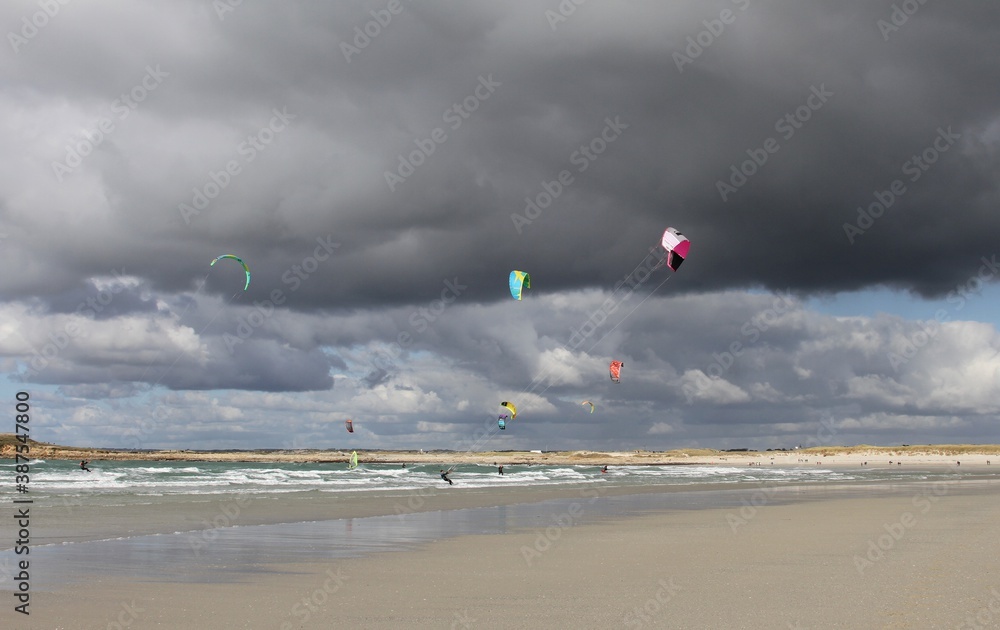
43, 276, 158, 320
166, 340, 335, 392
361, 366, 392, 389
3, 0, 998, 312
3, 1, 1000, 449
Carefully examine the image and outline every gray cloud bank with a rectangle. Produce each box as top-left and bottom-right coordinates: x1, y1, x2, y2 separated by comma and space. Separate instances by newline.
2, 0, 998, 448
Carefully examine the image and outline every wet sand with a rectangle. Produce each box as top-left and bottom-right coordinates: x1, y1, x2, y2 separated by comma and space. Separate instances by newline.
8, 478, 1000, 629
4, 481, 790, 546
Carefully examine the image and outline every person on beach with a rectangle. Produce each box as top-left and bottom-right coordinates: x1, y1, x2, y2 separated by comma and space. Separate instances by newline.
498, 465, 504, 475
440, 469, 453, 485
80, 460, 91, 472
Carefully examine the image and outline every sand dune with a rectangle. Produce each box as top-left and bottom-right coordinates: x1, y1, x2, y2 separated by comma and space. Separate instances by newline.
2, 434, 997, 467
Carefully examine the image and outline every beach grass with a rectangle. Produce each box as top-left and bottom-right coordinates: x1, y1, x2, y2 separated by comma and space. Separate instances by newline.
3, 434, 999, 465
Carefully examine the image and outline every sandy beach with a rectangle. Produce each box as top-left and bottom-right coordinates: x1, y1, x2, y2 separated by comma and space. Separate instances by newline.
7, 475, 1000, 629
4, 435, 999, 468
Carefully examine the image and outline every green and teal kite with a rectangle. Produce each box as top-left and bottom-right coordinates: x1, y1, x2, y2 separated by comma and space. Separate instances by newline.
509, 270, 530, 300
210, 254, 250, 291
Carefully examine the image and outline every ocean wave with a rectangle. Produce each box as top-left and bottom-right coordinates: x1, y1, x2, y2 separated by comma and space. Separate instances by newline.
0, 460, 972, 500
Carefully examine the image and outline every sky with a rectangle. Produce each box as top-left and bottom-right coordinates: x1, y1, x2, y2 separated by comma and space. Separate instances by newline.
2, 0, 999, 452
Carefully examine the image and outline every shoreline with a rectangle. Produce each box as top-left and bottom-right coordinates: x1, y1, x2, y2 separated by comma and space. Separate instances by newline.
11, 471, 1000, 550
3, 435, 998, 466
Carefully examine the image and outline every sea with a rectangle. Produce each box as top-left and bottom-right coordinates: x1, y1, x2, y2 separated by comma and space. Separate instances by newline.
0, 458, 989, 590
0, 457, 974, 499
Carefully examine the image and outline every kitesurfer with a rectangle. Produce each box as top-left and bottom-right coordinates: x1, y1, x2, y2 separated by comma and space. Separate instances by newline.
601, 465, 608, 474
609, 361, 623, 383
80, 460, 91, 472
498, 465, 504, 475
440, 470, 453, 485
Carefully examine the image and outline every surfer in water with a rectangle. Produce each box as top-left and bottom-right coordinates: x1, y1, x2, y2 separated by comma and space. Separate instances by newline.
80, 460, 91, 472
601, 465, 608, 474
498, 465, 504, 475
440, 469, 453, 485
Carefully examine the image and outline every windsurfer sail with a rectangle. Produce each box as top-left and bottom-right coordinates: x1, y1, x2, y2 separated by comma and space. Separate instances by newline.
348, 451, 359, 469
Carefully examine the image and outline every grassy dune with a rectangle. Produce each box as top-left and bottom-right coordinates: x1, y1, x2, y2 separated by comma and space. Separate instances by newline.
799, 444, 1000, 456
2, 434, 998, 465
